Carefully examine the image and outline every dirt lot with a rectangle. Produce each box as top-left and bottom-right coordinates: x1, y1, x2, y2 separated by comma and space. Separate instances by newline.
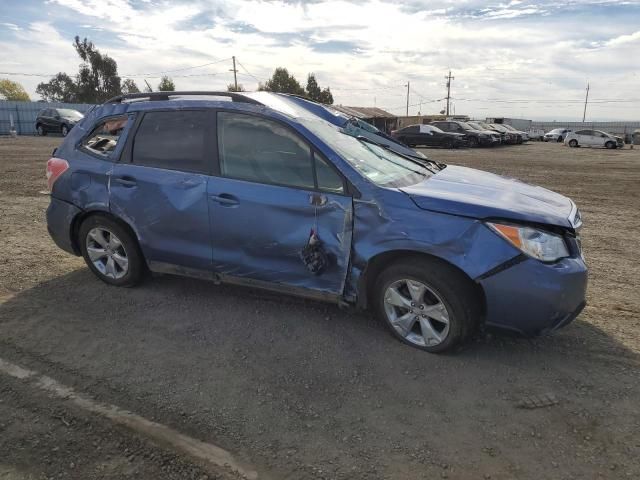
1, 136, 639, 479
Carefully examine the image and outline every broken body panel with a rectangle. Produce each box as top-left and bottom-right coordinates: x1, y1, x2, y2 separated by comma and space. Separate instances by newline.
47, 93, 588, 336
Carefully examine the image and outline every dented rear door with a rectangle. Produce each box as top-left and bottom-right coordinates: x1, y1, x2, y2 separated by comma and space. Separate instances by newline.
109, 109, 214, 275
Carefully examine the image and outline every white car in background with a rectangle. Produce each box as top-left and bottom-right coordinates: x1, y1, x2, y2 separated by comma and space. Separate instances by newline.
544, 128, 572, 142
564, 129, 623, 149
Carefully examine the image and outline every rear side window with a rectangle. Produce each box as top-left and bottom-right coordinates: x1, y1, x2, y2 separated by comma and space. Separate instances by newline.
132, 111, 208, 174
217, 112, 314, 189
82, 115, 129, 158
402, 126, 419, 133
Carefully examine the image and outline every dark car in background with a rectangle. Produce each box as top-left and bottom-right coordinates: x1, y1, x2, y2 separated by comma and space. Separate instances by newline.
36, 108, 84, 137
430, 120, 500, 147
391, 124, 466, 148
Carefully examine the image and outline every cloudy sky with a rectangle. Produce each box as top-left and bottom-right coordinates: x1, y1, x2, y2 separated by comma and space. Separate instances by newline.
1, 0, 639, 120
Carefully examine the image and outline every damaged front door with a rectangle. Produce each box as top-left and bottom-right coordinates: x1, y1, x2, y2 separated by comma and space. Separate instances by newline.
209, 111, 353, 296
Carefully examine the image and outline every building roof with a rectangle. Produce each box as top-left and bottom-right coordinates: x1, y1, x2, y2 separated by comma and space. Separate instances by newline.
331, 105, 396, 119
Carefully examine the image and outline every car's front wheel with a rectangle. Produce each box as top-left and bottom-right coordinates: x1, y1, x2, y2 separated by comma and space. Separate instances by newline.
79, 215, 145, 287
373, 258, 479, 353
605, 141, 616, 149
61, 125, 69, 137
37, 125, 46, 136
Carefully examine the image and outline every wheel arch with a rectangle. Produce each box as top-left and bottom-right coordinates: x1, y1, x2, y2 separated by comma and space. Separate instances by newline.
356, 249, 486, 316
70, 209, 142, 257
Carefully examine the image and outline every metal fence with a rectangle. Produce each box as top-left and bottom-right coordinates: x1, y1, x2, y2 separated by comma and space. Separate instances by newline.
531, 121, 640, 143
0, 101, 95, 135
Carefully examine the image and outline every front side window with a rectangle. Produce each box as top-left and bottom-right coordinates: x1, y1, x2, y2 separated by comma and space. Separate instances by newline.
82, 115, 129, 158
217, 112, 315, 189
132, 110, 208, 174
315, 154, 344, 193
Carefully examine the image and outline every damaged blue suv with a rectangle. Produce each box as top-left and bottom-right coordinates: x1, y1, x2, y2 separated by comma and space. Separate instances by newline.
46, 91, 587, 353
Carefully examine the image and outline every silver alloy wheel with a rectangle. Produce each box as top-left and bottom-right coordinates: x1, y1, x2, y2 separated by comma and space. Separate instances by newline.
86, 227, 128, 279
61, 125, 68, 136
37, 125, 44, 136
383, 279, 451, 347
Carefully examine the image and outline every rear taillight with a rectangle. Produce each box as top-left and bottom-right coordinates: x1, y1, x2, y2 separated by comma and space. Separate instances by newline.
46, 157, 69, 191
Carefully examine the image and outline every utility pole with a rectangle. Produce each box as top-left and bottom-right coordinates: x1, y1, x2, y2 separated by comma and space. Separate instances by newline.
406, 81, 410, 116
445, 70, 454, 116
230, 56, 238, 91
582, 82, 590, 122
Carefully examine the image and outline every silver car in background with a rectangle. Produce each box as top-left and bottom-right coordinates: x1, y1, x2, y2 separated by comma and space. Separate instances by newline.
564, 129, 624, 149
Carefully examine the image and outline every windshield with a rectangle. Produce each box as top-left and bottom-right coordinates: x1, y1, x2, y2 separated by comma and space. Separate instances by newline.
502, 124, 517, 131
57, 109, 83, 119
300, 117, 432, 188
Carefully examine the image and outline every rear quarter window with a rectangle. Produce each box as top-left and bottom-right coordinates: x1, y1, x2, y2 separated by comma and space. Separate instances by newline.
81, 115, 129, 159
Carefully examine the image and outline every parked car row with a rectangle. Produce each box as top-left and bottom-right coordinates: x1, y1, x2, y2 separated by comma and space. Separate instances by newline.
391, 120, 531, 149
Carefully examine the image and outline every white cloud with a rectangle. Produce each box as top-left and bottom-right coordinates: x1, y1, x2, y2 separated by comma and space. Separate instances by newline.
2, 0, 640, 120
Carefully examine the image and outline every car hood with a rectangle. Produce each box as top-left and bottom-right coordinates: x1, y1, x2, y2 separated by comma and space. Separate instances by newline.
400, 165, 575, 228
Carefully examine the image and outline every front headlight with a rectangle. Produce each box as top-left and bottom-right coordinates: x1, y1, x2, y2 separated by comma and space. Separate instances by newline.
487, 222, 569, 262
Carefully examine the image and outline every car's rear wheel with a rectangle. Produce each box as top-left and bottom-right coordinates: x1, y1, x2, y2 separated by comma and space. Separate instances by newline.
605, 141, 616, 149
373, 258, 479, 353
61, 125, 69, 137
468, 137, 479, 148
444, 138, 455, 149
37, 125, 46, 136
79, 215, 145, 287
568, 139, 578, 147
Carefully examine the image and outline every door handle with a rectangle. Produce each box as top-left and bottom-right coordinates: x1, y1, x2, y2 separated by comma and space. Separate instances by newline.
210, 193, 239, 206
113, 176, 137, 187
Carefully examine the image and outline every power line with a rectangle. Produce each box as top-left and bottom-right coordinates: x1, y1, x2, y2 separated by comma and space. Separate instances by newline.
235, 60, 265, 83
121, 57, 232, 77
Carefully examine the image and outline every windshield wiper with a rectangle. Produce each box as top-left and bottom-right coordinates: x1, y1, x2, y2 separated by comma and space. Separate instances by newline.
355, 135, 446, 172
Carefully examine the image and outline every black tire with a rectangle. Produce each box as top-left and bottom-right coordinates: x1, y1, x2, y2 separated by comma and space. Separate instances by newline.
468, 136, 479, 148
78, 214, 146, 287
37, 124, 46, 136
444, 138, 455, 149
61, 124, 69, 137
605, 141, 615, 149
373, 257, 480, 353
557, 136, 563, 142
568, 139, 578, 147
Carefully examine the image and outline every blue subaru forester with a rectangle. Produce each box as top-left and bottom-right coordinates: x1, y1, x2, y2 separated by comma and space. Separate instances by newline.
46, 91, 587, 353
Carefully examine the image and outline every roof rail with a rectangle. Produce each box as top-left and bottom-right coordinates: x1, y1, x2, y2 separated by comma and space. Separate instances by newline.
104, 91, 263, 105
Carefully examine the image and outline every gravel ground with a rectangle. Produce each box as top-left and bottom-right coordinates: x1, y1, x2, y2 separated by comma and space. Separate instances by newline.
1, 136, 639, 479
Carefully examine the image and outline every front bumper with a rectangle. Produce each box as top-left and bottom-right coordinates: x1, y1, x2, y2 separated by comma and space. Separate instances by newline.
479, 256, 588, 336
46, 196, 81, 255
